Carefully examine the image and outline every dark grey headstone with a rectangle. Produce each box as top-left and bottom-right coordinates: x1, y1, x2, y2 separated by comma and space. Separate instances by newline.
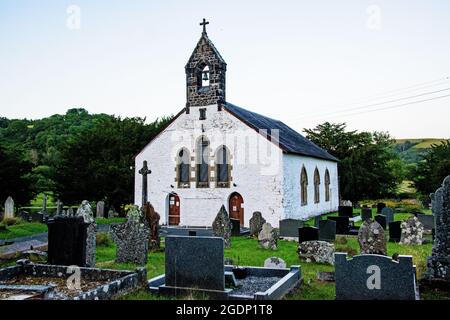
338, 206, 354, 218
314, 215, 322, 228
230, 219, 241, 236
279, 219, 304, 237
335, 253, 418, 300
377, 203, 386, 213
416, 214, 435, 231
389, 221, 402, 242
165, 236, 224, 291
381, 207, 394, 225
328, 216, 350, 235
361, 208, 373, 222
319, 220, 336, 242
188, 230, 197, 237
298, 227, 319, 243
374, 215, 387, 229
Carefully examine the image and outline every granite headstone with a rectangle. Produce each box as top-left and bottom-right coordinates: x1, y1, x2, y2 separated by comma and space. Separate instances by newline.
328, 216, 350, 235
381, 207, 394, 225
298, 226, 319, 243
338, 206, 354, 218
389, 221, 402, 242
318, 220, 336, 242
4, 196, 14, 219
361, 208, 373, 222
374, 214, 387, 229
279, 219, 304, 238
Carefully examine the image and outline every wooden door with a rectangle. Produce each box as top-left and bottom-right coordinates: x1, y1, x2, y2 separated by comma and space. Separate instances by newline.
168, 194, 180, 226
229, 193, 244, 226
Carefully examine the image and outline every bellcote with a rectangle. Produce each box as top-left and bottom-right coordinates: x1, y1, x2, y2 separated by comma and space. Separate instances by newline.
185, 19, 227, 112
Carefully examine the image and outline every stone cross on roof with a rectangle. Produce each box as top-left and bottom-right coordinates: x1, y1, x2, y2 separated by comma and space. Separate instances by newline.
200, 18, 209, 35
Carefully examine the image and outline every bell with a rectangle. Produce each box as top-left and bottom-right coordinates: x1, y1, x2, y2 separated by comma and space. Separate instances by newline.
202, 72, 209, 81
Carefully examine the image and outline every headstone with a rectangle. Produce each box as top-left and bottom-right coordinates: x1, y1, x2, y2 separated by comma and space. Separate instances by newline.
138, 160, 152, 206
249, 211, 266, 237
298, 240, 335, 265
374, 214, 387, 229
41, 194, 47, 213
230, 218, 240, 236
361, 208, 373, 222
212, 205, 232, 248
377, 202, 386, 213
279, 219, 304, 238
400, 216, 424, 245
319, 220, 336, 242
108, 206, 119, 218
143, 202, 161, 251
56, 200, 63, 216
338, 206, 354, 218
67, 208, 74, 217
76, 200, 94, 223
165, 236, 225, 291
263, 257, 286, 269
258, 222, 278, 250
314, 215, 322, 228
416, 214, 435, 231
96, 201, 105, 218
298, 226, 319, 243
328, 216, 350, 235
335, 253, 418, 300
47, 215, 96, 267
4, 197, 14, 218
381, 207, 394, 225
111, 205, 150, 265
357, 219, 387, 255
425, 176, 450, 282
188, 231, 197, 237
340, 200, 352, 207
389, 221, 402, 242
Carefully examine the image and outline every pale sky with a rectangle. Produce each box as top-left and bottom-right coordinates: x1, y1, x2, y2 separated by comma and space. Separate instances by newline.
1, 0, 449, 139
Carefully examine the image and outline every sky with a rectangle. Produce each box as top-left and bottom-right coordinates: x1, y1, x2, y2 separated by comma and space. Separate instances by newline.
1, 0, 449, 139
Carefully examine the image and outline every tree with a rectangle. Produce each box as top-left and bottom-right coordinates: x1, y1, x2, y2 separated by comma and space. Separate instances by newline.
304, 122, 404, 202
0, 142, 37, 207
412, 141, 450, 197
52, 115, 172, 212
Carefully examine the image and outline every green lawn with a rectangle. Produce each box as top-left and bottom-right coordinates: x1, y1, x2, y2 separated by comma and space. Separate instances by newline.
0, 223, 48, 240
95, 217, 126, 225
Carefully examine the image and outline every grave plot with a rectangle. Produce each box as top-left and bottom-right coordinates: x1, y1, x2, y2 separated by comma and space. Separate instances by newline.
0, 260, 147, 300
148, 236, 302, 300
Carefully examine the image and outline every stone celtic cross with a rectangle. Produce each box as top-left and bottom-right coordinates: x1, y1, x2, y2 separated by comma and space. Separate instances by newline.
139, 161, 152, 206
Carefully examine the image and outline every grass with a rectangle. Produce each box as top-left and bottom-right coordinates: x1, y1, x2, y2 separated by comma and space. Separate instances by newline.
0, 222, 48, 240
95, 217, 126, 225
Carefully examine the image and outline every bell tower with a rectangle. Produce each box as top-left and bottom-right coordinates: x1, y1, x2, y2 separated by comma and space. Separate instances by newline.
185, 19, 227, 113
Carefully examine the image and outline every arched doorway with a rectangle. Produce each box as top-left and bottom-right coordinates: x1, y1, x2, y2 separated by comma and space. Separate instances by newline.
229, 192, 244, 226
168, 193, 180, 226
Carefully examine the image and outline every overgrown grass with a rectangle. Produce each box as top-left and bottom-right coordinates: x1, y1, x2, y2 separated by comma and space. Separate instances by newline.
95, 217, 126, 225
0, 222, 48, 239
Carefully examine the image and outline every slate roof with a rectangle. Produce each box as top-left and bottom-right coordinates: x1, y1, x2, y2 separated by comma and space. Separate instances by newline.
224, 103, 338, 162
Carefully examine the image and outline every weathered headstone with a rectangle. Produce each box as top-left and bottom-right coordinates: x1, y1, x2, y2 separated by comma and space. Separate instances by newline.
357, 219, 387, 255
212, 205, 232, 248
298, 226, 319, 243
76, 201, 96, 266
377, 202, 386, 213
108, 206, 119, 218
361, 208, 373, 222
249, 211, 266, 237
381, 207, 394, 225
400, 216, 424, 245
263, 257, 286, 269
319, 220, 336, 242
111, 206, 150, 265
279, 219, 304, 238
56, 199, 63, 216
425, 176, 450, 282
165, 236, 225, 291
96, 201, 105, 218
4, 197, 14, 218
258, 222, 278, 250
328, 216, 350, 235
138, 160, 151, 206
338, 206, 354, 218
230, 218, 241, 236
416, 214, 435, 231
335, 253, 419, 300
143, 202, 161, 251
41, 194, 47, 213
389, 221, 402, 242
374, 214, 387, 230
298, 241, 335, 265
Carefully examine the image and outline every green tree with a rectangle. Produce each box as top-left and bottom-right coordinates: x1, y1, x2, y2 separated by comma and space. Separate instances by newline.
304, 122, 404, 202
52, 115, 172, 212
412, 141, 450, 196
0, 142, 37, 207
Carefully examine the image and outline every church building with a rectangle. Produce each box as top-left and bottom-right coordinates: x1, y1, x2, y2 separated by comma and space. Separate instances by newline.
135, 20, 339, 228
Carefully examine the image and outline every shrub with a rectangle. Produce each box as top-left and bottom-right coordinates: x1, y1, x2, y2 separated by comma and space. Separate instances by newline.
96, 232, 113, 247
0, 223, 7, 232
1, 217, 24, 226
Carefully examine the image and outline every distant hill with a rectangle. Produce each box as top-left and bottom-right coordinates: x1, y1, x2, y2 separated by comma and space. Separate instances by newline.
394, 138, 449, 164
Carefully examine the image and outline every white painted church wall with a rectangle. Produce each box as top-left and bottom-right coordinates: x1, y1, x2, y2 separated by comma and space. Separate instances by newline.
135, 104, 285, 228
282, 154, 339, 220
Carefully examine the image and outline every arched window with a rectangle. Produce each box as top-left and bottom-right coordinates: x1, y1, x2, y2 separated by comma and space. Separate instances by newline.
177, 148, 190, 188
314, 168, 321, 204
325, 169, 330, 202
216, 146, 230, 187
301, 166, 308, 206
196, 136, 210, 188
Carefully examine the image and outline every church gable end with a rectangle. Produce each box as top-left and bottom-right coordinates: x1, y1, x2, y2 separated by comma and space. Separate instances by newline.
185, 19, 227, 110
